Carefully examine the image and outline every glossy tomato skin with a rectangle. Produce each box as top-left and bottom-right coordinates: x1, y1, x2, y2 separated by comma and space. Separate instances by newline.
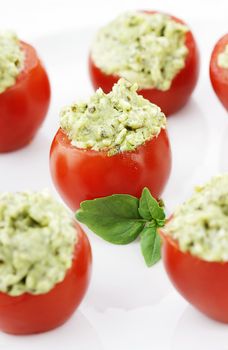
0, 41, 51, 152
160, 230, 228, 323
50, 128, 171, 211
89, 12, 199, 116
210, 34, 228, 111
0, 224, 92, 335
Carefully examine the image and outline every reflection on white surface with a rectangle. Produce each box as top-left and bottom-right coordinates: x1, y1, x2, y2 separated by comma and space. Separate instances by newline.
83, 291, 187, 350
172, 306, 228, 350
85, 230, 172, 310
0, 311, 103, 350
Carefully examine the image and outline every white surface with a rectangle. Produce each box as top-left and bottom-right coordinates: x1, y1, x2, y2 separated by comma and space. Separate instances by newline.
0, 0, 228, 349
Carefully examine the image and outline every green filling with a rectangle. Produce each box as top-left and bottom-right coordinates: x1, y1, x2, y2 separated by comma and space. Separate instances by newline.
218, 44, 228, 69
164, 174, 228, 262
60, 79, 166, 155
0, 32, 24, 93
91, 12, 188, 90
0, 191, 77, 296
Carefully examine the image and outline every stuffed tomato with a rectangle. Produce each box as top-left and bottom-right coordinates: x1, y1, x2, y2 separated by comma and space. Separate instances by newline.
160, 174, 228, 323
0, 32, 50, 152
50, 79, 171, 211
89, 11, 199, 116
210, 33, 228, 111
0, 191, 92, 334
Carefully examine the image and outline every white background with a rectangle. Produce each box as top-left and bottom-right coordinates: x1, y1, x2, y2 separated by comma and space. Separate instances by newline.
0, 0, 228, 349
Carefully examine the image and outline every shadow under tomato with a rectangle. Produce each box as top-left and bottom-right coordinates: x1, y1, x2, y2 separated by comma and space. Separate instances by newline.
0, 311, 103, 350
171, 305, 228, 350
83, 227, 172, 311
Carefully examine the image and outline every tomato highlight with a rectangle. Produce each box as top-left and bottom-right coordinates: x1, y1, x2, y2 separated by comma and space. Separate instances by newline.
50, 127, 171, 211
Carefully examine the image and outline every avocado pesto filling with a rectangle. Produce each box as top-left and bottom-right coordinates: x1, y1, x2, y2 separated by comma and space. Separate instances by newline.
0, 191, 77, 296
91, 12, 189, 90
60, 79, 166, 155
164, 174, 228, 262
218, 44, 228, 69
0, 32, 25, 93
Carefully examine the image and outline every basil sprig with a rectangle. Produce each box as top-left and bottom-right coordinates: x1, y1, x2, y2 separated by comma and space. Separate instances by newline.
76, 188, 166, 266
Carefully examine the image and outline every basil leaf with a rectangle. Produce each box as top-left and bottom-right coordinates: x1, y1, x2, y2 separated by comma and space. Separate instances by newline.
140, 226, 161, 266
76, 194, 145, 244
139, 188, 165, 221
76, 187, 166, 266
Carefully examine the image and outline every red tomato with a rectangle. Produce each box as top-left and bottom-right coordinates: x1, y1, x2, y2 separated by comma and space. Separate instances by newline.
210, 33, 228, 111
0, 41, 51, 152
0, 223, 92, 335
88, 11, 199, 116
50, 128, 171, 211
160, 228, 228, 323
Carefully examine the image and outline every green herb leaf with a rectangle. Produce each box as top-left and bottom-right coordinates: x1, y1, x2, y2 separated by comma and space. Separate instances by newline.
139, 188, 165, 221
140, 226, 161, 266
75, 187, 166, 267
76, 194, 145, 244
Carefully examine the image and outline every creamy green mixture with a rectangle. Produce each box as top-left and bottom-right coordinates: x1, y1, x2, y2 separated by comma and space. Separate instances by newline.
164, 174, 228, 262
0, 32, 24, 93
0, 191, 77, 296
218, 44, 228, 69
91, 12, 189, 90
60, 79, 166, 155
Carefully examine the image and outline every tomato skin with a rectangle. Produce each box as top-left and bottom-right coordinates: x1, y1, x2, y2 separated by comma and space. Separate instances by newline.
0, 224, 92, 335
0, 41, 51, 152
88, 11, 199, 116
210, 34, 228, 111
50, 128, 171, 211
160, 229, 228, 323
